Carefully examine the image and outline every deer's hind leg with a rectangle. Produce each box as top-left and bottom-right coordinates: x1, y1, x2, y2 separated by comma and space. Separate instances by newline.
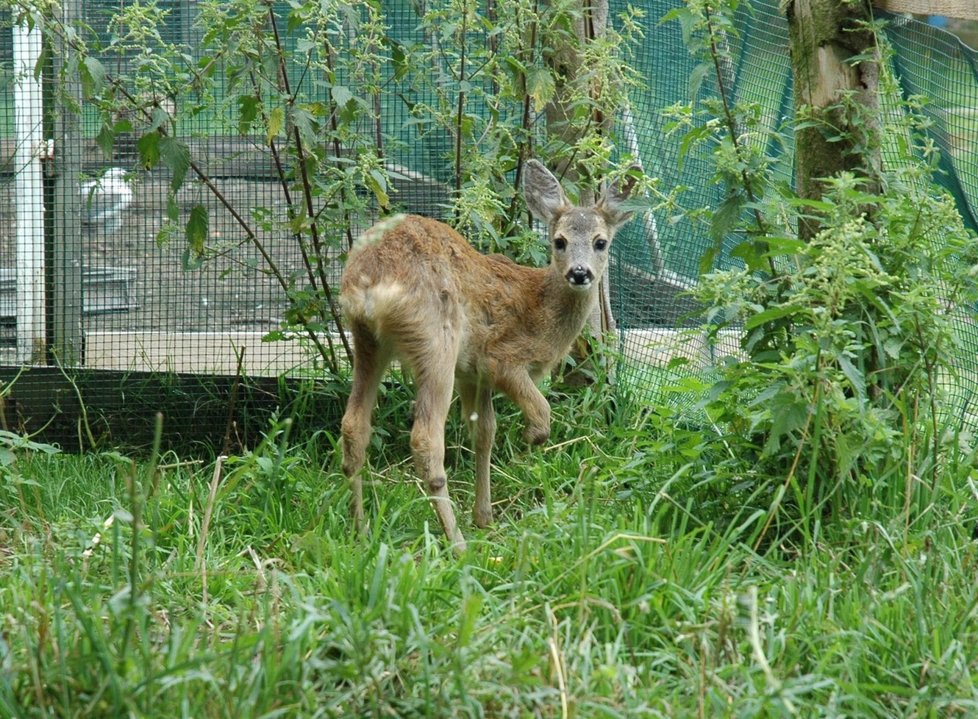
396, 306, 467, 552
409, 356, 466, 552
341, 321, 392, 532
459, 378, 496, 528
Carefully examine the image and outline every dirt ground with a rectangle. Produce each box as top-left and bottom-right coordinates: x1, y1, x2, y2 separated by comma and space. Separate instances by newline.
0, 171, 354, 340
92, 174, 336, 335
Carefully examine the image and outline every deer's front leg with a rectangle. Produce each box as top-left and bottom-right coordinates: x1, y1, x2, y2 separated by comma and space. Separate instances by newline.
491, 366, 551, 446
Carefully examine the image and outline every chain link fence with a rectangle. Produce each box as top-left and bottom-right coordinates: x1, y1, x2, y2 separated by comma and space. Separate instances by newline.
0, 1, 976, 448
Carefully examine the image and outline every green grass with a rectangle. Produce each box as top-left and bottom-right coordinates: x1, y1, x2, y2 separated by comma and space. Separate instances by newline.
2, 385, 978, 718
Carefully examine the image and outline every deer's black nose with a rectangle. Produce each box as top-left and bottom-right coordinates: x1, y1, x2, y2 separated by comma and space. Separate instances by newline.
566, 266, 593, 287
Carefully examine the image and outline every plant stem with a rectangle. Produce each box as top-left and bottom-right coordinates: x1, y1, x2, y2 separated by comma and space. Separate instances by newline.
453, 0, 470, 221
268, 7, 352, 366
703, 3, 777, 277
509, 1, 538, 225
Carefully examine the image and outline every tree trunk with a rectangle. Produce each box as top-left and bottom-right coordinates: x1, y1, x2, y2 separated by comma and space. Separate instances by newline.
787, 0, 881, 240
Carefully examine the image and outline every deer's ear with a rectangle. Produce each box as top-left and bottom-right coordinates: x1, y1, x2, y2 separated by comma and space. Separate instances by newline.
523, 160, 568, 225
598, 165, 642, 229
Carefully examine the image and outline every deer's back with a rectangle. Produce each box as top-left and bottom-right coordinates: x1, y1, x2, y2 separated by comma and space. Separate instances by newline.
340, 214, 557, 373
344, 213, 508, 281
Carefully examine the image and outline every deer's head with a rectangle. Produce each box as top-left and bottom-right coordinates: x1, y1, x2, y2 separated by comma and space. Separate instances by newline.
523, 160, 640, 290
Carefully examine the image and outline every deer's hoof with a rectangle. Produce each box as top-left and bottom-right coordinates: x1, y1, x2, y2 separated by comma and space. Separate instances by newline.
524, 424, 550, 446
449, 534, 468, 556
473, 506, 493, 528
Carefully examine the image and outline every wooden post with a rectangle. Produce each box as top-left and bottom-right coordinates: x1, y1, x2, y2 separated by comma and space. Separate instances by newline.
52, 0, 84, 365
787, 0, 881, 240
12, 8, 45, 364
873, 0, 978, 21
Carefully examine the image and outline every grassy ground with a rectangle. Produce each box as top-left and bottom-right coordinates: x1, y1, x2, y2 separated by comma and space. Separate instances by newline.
2, 381, 978, 718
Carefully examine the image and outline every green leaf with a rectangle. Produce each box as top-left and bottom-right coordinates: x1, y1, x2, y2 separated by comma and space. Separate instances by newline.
526, 67, 555, 113
186, 204, 208, 259
96, 123, 115, 160
784, 196, 834, 212
505, 56, 528, 76
456, 593, 484, 649
148, 106, 170, 133
760, 235, 808, 257
710, 193, 745, 242
289, 208, 309, 236
837, 354, 866, 401
33, 44, 48, 82
267, 106, 284, 145
386, 37, 409, 81
80, 56, 106, 98
159, 137, 191, 191
699, 244, 719, 275
238, 95, 259, 134
744, 304, 801, 330
136, 132, 160, 169
181, 244, 203, 271
883, 336, 903, 359
366, 168, 389, 209
677, 124, 710, 170
156, 222, 177, 248
0, 430, 58, 454
292, 106, 318, 142
688, 61, 711, 99
764, 398, 808, 457
167, 193, 180, 222
367, 543, 388, 610
730, 240, 767, 271
331, 85, 353, 108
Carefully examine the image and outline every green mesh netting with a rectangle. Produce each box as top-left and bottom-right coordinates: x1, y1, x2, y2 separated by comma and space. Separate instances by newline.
0, 1, 976, 445
609, 1, 978, 426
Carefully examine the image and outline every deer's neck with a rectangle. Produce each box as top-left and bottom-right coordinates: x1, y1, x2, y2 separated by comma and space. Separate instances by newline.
541, 268, 600, 340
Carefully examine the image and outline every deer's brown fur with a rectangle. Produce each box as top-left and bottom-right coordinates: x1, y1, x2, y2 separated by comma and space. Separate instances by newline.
339, 160, 639, 552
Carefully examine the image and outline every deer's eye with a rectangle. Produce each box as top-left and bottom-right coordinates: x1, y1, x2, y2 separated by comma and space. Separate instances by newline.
554, 236, 568, 251
594, 238, 608, 251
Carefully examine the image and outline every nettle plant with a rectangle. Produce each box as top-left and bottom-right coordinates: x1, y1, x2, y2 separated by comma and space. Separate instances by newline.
669, 0, 978, 524
401, 0, 646, 259
22, 0, 646, 375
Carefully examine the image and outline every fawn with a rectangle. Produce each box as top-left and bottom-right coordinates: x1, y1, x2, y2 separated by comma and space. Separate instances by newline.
339, 160, 639, 552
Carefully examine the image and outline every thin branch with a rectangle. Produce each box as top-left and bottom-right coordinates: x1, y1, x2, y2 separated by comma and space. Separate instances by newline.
267, 6, 352, 364
703, 3, 777, 276
453, 0, 470, 220
40, 3, 346, 373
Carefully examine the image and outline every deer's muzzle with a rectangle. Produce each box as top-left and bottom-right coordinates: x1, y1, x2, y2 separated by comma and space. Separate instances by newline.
566, 266, 594, 288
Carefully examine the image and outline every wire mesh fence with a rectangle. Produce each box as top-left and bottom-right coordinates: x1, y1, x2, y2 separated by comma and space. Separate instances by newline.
0, 0, 976, 448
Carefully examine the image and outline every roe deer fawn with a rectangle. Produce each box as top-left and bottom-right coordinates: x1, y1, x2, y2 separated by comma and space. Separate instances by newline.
339, 160, 639, 552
